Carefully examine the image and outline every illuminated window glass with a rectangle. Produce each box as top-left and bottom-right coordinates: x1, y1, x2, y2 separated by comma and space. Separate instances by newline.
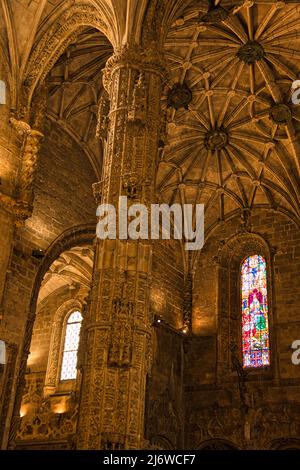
60, 311, 82, 380
241, 255, 270, 368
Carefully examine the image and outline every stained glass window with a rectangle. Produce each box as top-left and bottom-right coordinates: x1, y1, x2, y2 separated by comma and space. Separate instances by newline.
241, 255, 270, 368
60, 311, 82, 380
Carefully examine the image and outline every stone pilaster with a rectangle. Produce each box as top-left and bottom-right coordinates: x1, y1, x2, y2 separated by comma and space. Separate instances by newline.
0, 85, 45, 449
76, 45, 165, 450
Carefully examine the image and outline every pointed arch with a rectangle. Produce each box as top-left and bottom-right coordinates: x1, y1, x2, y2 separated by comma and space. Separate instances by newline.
23, 2, 115, 108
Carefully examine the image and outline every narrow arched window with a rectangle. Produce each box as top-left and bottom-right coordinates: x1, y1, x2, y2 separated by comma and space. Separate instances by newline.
60, 311, 82, 380
241, 255, 270, 368
0, 80, 6, 104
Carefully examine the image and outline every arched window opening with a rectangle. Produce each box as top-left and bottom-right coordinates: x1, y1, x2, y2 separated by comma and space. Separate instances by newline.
241, 255, 270, 368
60, 310, 82, 380
0, 80, 6, 104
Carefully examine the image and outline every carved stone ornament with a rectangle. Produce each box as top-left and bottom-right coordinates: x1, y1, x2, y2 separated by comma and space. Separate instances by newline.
101, 432, 125, 450
103, 45, 165, 94
0, 119, 43, 225
96, 90, 110, 140
167, 83, 192, 110
240, 208, 252, 232
122, 174, 141, 199
200, 6, 229, 24
269, 103, 292, 125
237, 41, 265, 64
205, 129, 228, 150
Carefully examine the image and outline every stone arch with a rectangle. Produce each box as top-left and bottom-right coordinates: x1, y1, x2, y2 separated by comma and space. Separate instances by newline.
23, 2, 115, 110
8, 224, 95, 447
198, 438, 239, 450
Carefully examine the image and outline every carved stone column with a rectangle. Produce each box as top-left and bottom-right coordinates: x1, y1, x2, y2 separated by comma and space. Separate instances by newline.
76, 45, 165, 450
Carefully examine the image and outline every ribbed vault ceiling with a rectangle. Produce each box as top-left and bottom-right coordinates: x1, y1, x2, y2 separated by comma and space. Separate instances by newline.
37, 246, 94, 308
1, 0, 300, 233
46, 27, 113, 178
159, 0, 300, 234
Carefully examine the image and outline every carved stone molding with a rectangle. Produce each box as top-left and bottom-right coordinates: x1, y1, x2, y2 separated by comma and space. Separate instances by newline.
204, 129, 228, 151
92, 181, 103, 206
9, 118, 31, 137
0, 193, 31, 226
96, 90, 110, 140
7, 115, 44, 225
44, 300, 83, 395
101, 432, 125, 450
128, 72, 148, 129
122, 173, 142, 200
200, 6, 229, 24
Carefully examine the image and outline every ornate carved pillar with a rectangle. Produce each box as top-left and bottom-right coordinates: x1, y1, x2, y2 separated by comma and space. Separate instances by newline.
77, 45, 165, 450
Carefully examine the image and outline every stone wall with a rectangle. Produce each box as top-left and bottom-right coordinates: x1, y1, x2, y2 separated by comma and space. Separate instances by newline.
144, 325, 184, 450
151, 239, 185, 329
185, 210, 300, 450
2, 120, 97, 341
